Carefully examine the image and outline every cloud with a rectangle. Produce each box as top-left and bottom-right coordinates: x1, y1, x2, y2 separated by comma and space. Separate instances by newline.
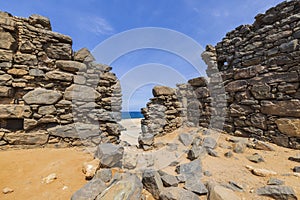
79, 16, 114, 35
211, 9, 229, 18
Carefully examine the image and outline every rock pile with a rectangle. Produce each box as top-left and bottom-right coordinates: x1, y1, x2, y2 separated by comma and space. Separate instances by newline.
141, 0, 300, 149
0, 12, 122, 148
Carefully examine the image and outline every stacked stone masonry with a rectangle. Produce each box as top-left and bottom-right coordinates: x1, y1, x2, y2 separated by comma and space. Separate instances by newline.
141, 0, 300, 149
0, 12, 122, 148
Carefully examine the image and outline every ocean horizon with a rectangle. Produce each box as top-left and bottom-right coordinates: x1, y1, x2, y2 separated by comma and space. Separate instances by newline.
121, 111, 143, 119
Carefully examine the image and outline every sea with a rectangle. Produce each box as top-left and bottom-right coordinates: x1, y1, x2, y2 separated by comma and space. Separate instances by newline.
121, 111, 143, 119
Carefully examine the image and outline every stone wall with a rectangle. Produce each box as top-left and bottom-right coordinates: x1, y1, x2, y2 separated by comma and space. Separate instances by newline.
141, 0, 300, 149
0, 12, 122, 148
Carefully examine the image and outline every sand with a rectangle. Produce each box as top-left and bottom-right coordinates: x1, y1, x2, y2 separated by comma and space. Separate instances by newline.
0, 148, 92, 200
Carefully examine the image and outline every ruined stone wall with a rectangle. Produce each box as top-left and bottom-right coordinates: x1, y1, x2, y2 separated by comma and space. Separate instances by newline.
141, 0, 300, 149
0, 12, 122, 148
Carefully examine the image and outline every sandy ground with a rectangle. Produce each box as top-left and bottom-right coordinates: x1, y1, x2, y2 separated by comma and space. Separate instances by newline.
0, 119, 299, 200
0, 148, 92, 200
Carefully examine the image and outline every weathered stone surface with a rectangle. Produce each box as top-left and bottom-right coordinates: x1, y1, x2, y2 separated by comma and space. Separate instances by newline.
0, 105, 31, 118
0, 49, 13, 62
225, 80, 248, 92
179, 133, 193, 146
161, 174, 179, 187
0, 32, 16, 50
38, 105, 56, 115
4, 131, 48, 145
74, 48, 95, 62
122, 152, 137, 170
142, 170, 164, 199
279, 39, 298, 53
7, 68, 28, 76
246, 165, 277, 177
24, 118, 38, 130
176, 159, 202, 178
45, 70, 73, 81
47, 123, 100, 139
247, 153, 264, 163
94, 143, 124, 168
203, 137, 217, 149
29, 14, 51, 30
234, 65, 265, 80
45, 43, 72, 60
0, 86, 12, 97
188, 77, 207, 87
64, 84, 101, 101
14, 53, 37, 65
275, 118, 300, 137
184, 177, 208, 195
256, 185, 297, 200
56, 60, 87, 72
0, 74, 12, 82
138, 133, 154, 146
94, 169, 112, 183
82, 159, 100, 180
267, 178, 284, 186
152, 86, 175, 97
96, 173, 142, 200
71, 178, 107, 200
29, 69, 44, 77
23, 88, 62, 105
159, 187, 199, 200
207, 182, 240, 200
261, 100, 300, 117
188, 145, 207, 160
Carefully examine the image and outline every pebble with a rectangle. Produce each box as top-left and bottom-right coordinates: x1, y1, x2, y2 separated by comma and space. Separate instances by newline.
42, 173, 57, 184
2, 187, 14, 194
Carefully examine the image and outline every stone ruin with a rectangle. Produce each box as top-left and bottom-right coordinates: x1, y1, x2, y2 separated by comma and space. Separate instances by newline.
140, 0, 300, 150
0, 12, 122, 148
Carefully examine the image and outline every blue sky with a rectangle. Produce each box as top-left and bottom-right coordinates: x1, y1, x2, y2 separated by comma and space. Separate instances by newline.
1, 0, 283, 111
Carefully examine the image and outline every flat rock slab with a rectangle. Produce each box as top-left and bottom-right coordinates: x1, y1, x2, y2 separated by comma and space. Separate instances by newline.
159, 187, 199, 200
23, 88, 62, 105
256, 185, 297, 200
94, 143, 124, 168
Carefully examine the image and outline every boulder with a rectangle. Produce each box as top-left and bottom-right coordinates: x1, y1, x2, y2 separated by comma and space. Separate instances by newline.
94, 169, 112, 183
23, 88, 62, 105
94, 143, 124, 168
161, 174, 179, 187
275, 118, 300, 137
152, 86, 175, 97
207, 182, 240, 200
256, 185, 297, 200
142, 170, 164, 199
184, 177, 208, 195
176, 159, 202, 178
71, 178, 107, 200
202, 137, 217, 149
56, 60, 87, 72
159, 187, 199, 200
96, 173, 142, 200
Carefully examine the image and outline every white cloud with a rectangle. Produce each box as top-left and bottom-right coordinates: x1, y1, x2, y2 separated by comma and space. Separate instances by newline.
79, 16, 114, 35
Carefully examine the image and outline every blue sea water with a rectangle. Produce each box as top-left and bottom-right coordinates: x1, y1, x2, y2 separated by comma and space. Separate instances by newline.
121, 111, 143, 119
